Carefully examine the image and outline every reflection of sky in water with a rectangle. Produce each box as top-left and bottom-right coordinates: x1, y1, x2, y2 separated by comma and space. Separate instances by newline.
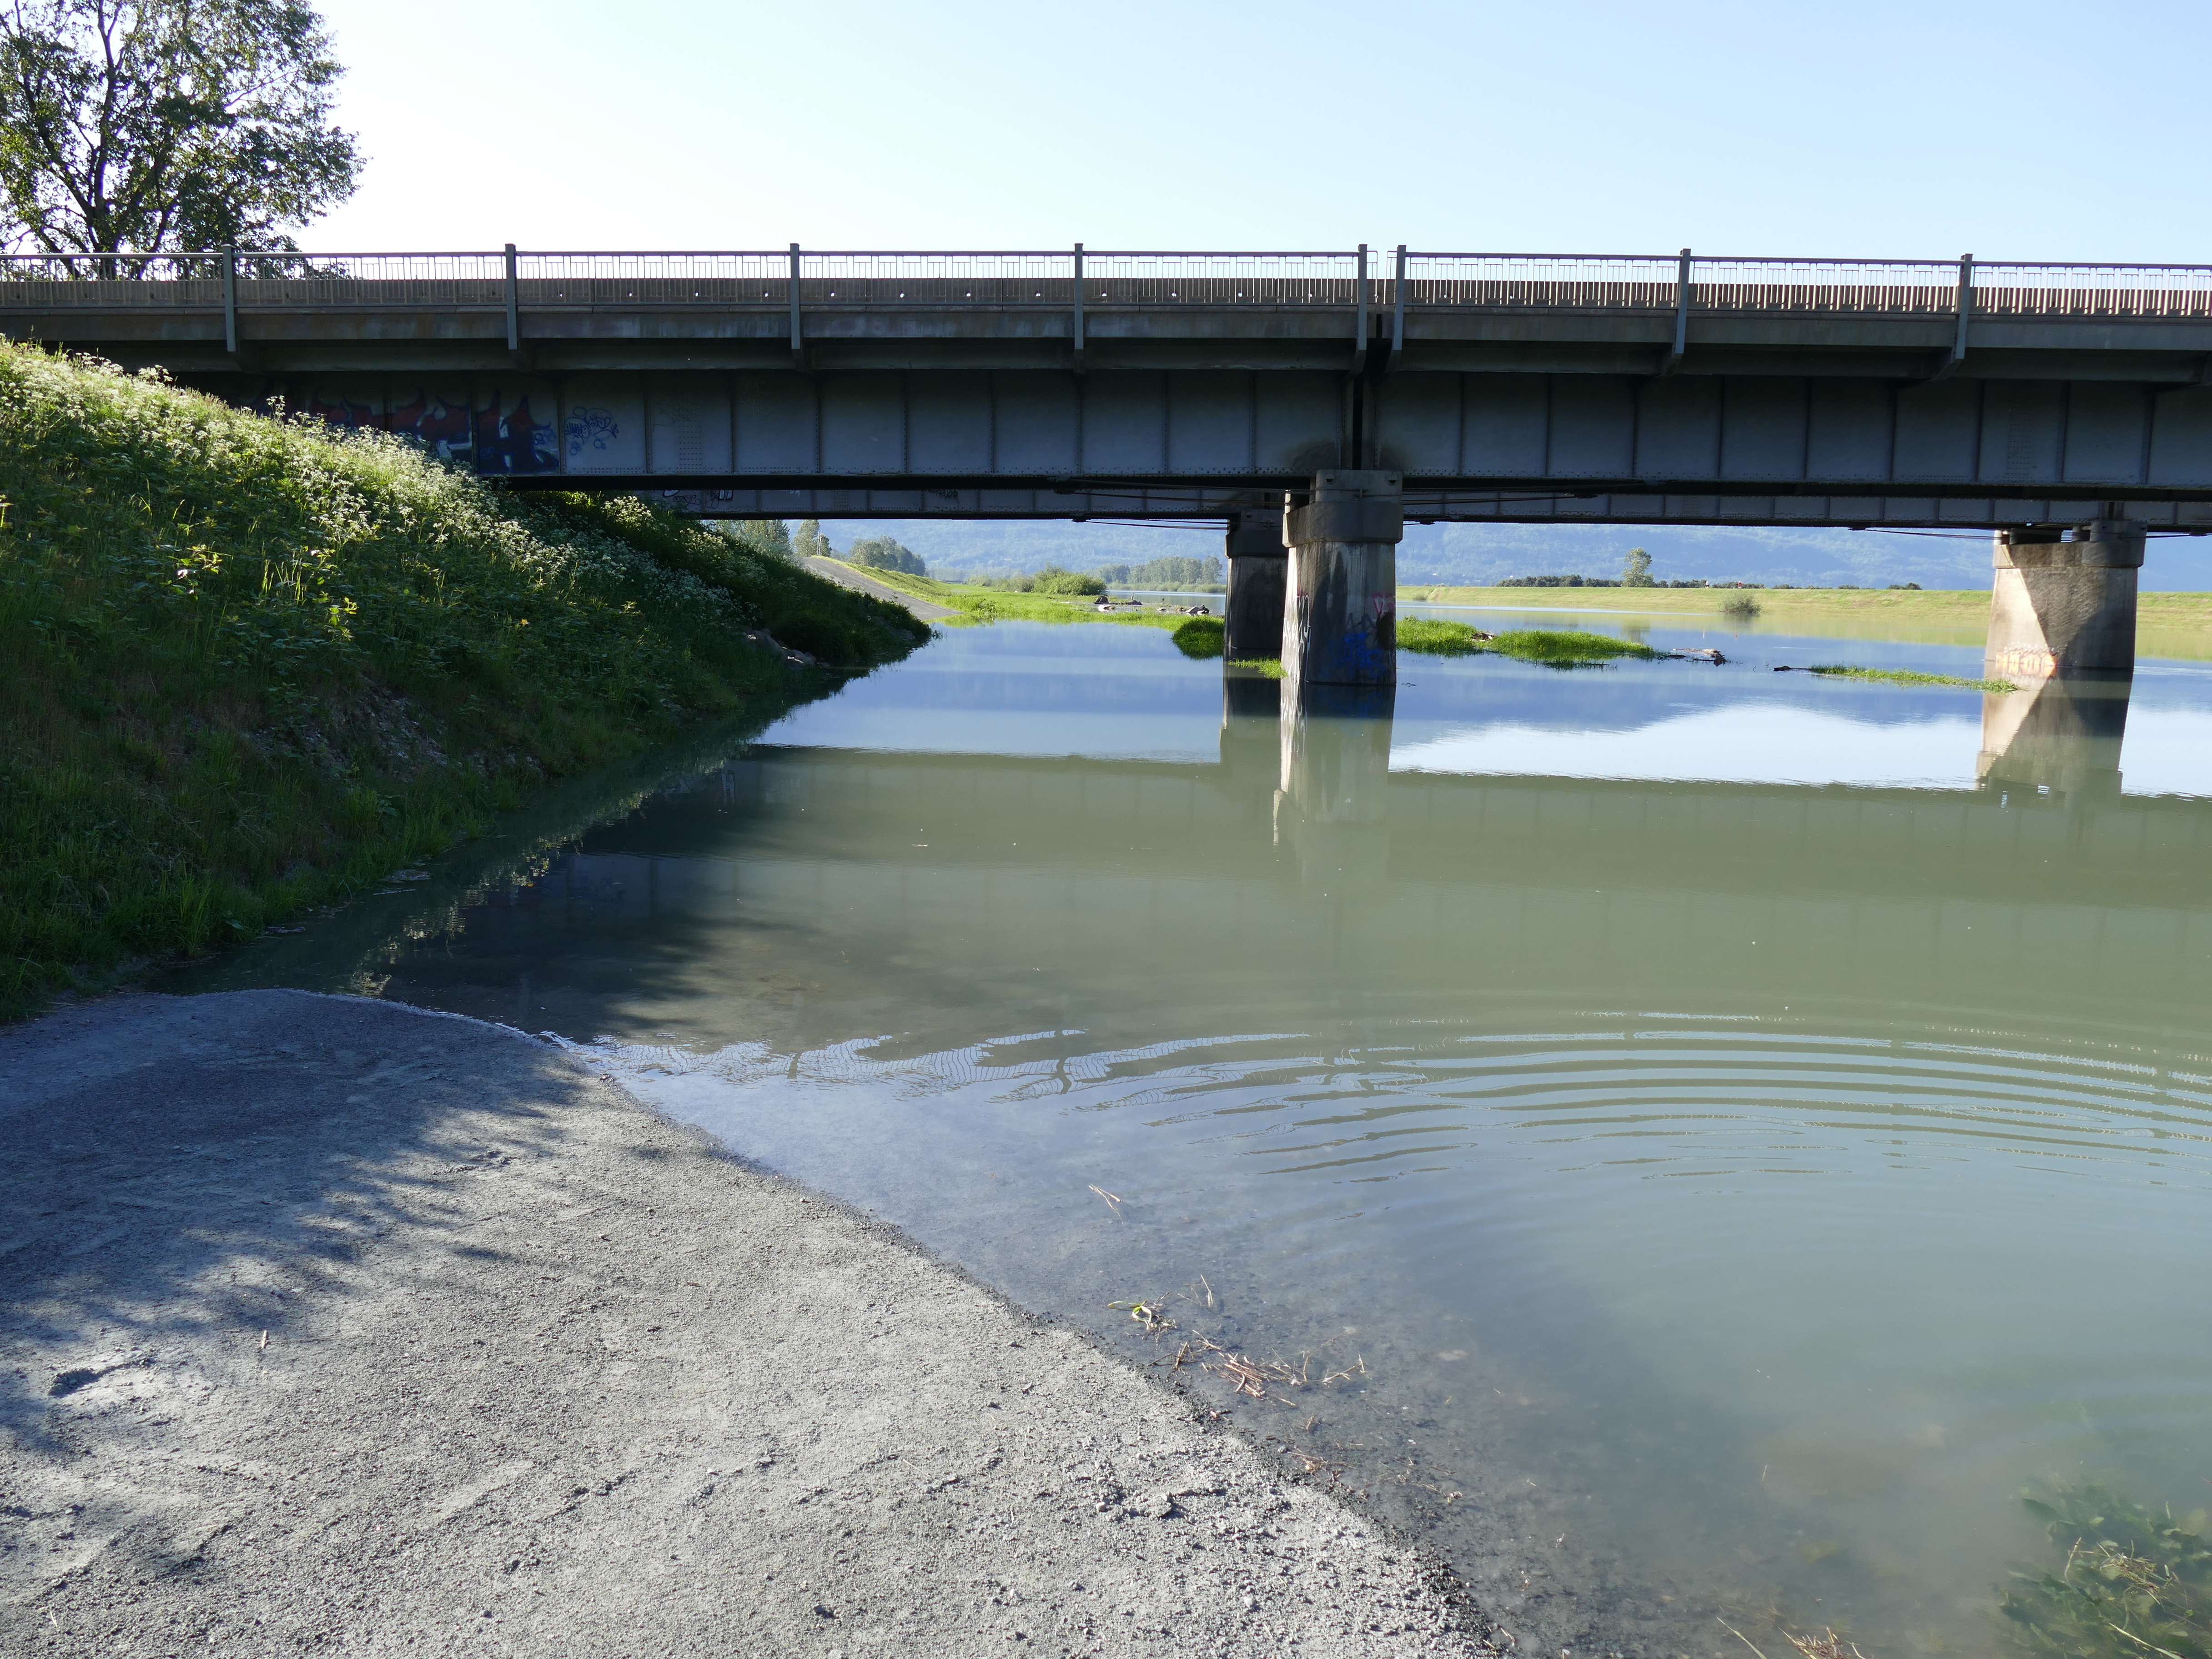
764, 618, 2212, 796
188, 608, 2212, 1658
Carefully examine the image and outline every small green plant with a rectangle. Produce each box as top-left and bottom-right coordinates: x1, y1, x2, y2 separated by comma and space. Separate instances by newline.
1171, 615, 1225, 658
1720, 593, 1763, 618
1032, 565, 1107, 597
1998, 1481, 2212, 1659
1808, 665, 2016, 693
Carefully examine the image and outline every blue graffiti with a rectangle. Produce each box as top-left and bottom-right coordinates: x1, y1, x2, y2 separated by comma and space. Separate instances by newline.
566, 407, 620, 459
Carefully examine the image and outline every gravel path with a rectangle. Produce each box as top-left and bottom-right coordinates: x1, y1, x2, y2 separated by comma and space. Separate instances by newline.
0, 991, 1498, 1657
803, 557, 960, 620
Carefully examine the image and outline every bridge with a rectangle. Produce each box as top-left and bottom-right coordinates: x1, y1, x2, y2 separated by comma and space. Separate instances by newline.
6, 244, 2207, 685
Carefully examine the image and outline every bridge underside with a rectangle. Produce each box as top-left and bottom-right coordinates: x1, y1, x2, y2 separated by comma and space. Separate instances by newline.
157, 366, 2212, 530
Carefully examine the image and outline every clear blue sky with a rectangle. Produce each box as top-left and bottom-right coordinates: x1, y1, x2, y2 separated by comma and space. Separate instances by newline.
310, 0, 2210, 261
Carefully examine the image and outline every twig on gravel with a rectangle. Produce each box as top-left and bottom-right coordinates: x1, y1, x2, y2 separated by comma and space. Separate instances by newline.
1087, 1185, 1123, 1219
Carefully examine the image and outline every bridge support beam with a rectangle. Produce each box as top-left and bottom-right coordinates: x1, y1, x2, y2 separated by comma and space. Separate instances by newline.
1282, 471, 1403, 687
1223, 508, 1287, 659
1985, 518, 2146, 681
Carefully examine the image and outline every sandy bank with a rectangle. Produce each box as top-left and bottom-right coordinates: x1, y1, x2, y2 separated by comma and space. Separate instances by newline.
0, 991, 1495, 1657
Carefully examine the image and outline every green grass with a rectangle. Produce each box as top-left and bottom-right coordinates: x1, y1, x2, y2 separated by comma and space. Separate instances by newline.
0, 344, 925, 1018
1489, 628, 1664, 666
826, 560, 1213, 635
2000, 1482, 2212, 1659
1397, 619, 1662, 666
1172, 616, 1225, 659
1397, 617, 1487, 655
1227, 657, 1286, 679
1808, 664, 2016, 693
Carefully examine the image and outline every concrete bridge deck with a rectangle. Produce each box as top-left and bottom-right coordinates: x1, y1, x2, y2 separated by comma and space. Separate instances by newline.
8, 248, 2212, 529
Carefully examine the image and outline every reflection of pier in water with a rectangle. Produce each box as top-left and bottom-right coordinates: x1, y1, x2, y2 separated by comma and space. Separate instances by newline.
1977, 674, 2132, 803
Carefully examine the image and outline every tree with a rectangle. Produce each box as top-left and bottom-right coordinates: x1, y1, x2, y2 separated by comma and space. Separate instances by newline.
1621, 547, 1655, 588
0, 0, 361, 255
847, 535, 927, 577
791, 519, 830, 561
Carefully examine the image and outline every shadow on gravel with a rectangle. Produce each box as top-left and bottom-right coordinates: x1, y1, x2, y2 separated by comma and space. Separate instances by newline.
0, 990, 586, 1454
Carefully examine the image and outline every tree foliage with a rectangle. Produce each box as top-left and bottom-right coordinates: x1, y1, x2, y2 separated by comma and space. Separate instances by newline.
1622, 547, 1655, 587
791, 518, 831, 561
847, 534, 926, 577
0, 0, 360, 254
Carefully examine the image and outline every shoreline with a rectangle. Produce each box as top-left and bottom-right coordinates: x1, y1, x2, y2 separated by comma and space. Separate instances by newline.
0, 990, 1498, 1657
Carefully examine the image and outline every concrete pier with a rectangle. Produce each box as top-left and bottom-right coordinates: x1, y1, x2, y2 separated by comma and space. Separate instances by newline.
1223, 508, 1287, 659
1282, 471, 1403, 686
1985, 518, 2146, 681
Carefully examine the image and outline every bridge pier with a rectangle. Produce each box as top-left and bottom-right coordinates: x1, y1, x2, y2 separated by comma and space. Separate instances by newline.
1985, 518, 2145, 681
1282, 472, 1402, 687
1223, 508, 1287, 660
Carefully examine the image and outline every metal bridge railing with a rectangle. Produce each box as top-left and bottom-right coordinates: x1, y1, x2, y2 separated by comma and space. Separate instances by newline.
4, 248, 2212, 321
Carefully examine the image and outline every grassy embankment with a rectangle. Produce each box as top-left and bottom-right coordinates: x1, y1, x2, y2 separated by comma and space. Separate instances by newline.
0, 346, 926, 1019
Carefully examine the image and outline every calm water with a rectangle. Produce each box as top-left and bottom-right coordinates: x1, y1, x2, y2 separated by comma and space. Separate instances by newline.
187, 609, 2212, 1659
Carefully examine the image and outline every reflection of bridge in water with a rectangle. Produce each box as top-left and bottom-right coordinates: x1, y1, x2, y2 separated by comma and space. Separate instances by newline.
532, 678, 2207, 1056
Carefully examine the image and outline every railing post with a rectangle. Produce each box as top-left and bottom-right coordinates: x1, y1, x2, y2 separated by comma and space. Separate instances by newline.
221, 246, 237, 357
789, 242, 804, 368
1667, 247, 1692, 372
1350, 244, 1369, 375
1391, 244, 1407, 362
1072, 241, 1086, 371
504, 242, 520, 353
1952, 252, 1975, 363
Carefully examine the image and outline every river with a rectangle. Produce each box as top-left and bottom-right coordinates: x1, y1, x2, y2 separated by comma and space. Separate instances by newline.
181, 602, 2212, 1659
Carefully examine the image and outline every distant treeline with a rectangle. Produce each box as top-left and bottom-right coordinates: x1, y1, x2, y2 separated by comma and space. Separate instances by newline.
1095, 554, 1225, 591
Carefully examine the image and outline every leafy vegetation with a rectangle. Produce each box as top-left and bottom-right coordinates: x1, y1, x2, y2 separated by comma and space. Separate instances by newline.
845, 534, 928, 577
0, 343, 924, 1018
1809, 665, 2016, 693
1999, 1482, 2212, 1659
0, 0, 361, 254
1721, 593, 1763, 618
1171, 615, 1224, 658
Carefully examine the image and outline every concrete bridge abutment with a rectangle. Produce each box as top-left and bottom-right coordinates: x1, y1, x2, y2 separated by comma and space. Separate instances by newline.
1985, 518, 2145, 682
1282, 472, 1403, 688
1223, 508, 1287, 659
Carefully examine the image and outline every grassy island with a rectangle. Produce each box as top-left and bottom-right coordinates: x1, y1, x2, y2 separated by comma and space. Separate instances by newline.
0, 346, 925, 1018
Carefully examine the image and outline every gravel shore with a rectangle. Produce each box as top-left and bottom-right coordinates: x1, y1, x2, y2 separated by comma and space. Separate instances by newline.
0, 990, 1497, 1657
